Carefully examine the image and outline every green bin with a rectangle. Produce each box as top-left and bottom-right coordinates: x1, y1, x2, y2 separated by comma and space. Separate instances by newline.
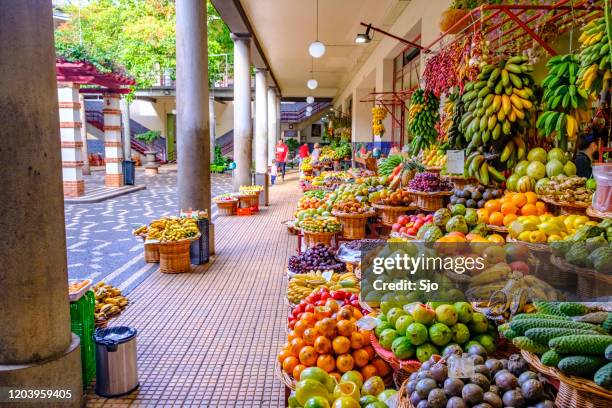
70, 291, 96, 387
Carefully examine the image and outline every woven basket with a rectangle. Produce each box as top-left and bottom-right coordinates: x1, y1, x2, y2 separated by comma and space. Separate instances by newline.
506, 236, 551, 253
426, 166, 442, 173
449, 175, 477, 189
370, 333, 421, 378
486, 224, 508, 234
522, 350, 612, 407
398, 378, 411, 408
549, 255, 581, 289
372, 203, 417, 226
215, 200, 237, 216
303, 230, 337, 247
408, 190, 452, 212
234, 193, 258, 208
144, 242, 160, 263
332, 210, 374, 240
540, 196, 590, 216
275, 361, 296, 390
439, 8, 470, 34
157, 235, 199, 274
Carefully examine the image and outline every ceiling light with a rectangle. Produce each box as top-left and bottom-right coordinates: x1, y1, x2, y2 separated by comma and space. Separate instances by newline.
306, 96, 315, 104
355, 24, 372, 44
309, 41, 326, 58
306, 106, 313, 113
307, 79, 318, 90
306, 111, 311, 117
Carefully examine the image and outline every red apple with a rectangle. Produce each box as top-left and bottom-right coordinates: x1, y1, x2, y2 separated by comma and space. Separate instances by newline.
398, 215, 410, 225
417, 213, 425, 218
399, 227, 408, 234
407, 227, 417, 236
391, 223, 402, 232
510, 261, 529, 275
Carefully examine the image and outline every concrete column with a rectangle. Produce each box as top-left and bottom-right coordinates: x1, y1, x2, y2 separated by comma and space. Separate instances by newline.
209, 96, 216, 163
267, 88, 278, 165
58, 84, 85, 196
120, 97, 132, 160
255, 69, 268, 173
176, 0, 214, 253
276, 95, 281, 144
232, 34, 253, 190
103, 93, 124, 187
352, 88, 373, 143
79, 94, 91, 175
0, 1, 83, 405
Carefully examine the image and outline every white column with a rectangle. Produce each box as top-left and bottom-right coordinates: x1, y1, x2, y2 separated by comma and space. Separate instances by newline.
232, 34, 253, 190
209, 96, 216, 163
79, 94, 90, 175
120, 97, 132, 160
103, 93, 124, 187
58, 83, 85, 196
267, 88, 277, 165
255, 69, 268, 174
276, 95, 281, 143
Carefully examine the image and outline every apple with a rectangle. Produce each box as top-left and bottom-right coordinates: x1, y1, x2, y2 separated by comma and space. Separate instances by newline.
417, 213, 426, 218
391, 223, 402, 232
399, 227, 408, 234
398, 215, 410, 225
407, 227, 417, 236
510, 261, 529, 275
414, 219, 424, 229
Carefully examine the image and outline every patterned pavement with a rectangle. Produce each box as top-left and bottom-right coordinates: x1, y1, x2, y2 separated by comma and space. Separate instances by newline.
65, 169, 233, 294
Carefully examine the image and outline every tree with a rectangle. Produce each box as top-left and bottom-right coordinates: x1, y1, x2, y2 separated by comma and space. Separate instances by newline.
55, 0, 233, 88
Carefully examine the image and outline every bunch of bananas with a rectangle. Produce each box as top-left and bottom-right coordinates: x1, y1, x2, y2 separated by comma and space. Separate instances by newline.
239, 185, 263, 193
93, 282, 129, 327
372, 106, 386, 135
578, 16, 612, 95
408, 89, 440, 155
287, 270, 359, 304
537, 54, 592, 149
146, 217, 199, 242
437, 94, 456, 143
447, 95, 466, 150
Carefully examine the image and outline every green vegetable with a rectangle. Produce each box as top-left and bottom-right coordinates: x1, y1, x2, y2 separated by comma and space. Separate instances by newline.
533, 301, 565, 316
604, 313, 612, 333
512, 313, 570, 321
565, 242, 592, 268
557, 355, 607, 377
509, 318, 604, 335
594, 362, 612, 389
559, 302, 591, 316
549, 334, 612, 355
524, 328, 601, 344
512, 337, 549, 354
572, 224, 605, 241
606, 344, 612, 360
503, 329, 518, 340
550, 240, 573, 257
540, 349, 562, 367
588, 246, 612, 274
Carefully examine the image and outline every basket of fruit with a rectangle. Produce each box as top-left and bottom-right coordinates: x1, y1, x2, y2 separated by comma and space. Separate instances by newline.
449, 175, 477, 189
332, 199, 376, 240
143, 217, 201, 273
505, 236, 550, 253
407, 173, 454, 212
213, 195, 238, 216
299, 216, 342, 247
486, 224, 508, 234
540, 195, 590, 216
372, 202, 417, 226
286, 270, 359, 305
537, 175, 594, 215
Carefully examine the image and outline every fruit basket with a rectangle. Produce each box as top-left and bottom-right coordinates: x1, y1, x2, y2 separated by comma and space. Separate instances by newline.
157, 233, 201, 274
426, 166, 442, 173
540, 195, 589, 216
521, 350, 612, 408
370, 333, 421, 388
407, 190, 453, 212
302, 230, 337, 247
505, 236, 551, 253
372, 203, 417, 226
215, 198, 238, 216
332, 210, 375, 240
486, 224, 508, 234
144, 242, 160, 263
449, 175, 477, 189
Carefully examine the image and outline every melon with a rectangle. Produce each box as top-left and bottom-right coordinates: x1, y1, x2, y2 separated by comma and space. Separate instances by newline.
527, 161, 546, 180
506, 174, 520, 192
517, 176, 534, 193
514, 160, 530, 177
535, 178, 550, 194
527, 147, 548, 164
546, 159, 565, 177
564, 161, 577, 176
548, 148, 567, 164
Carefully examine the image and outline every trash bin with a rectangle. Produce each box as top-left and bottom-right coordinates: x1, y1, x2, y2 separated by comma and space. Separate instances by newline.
123, 160, 136, 185
190, 218, 210, 264
93, 326, 139, 397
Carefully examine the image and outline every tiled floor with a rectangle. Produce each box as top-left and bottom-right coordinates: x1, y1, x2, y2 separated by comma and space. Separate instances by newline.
85, 173, 298, 407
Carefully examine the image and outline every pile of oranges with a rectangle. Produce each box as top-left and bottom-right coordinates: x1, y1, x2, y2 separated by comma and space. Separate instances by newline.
479, 192, 548, 227
298, 196, 325, 210
278, 298, 391, 383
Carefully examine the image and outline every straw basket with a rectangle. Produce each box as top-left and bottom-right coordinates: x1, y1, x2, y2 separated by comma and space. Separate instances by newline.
549, 254, 582, 289
522, 350, 612, 408
540, 196, 590, 215
439, 8, 470, 34
372, 203, 417, 226
157, 234, 199, 274
450, 175, 477, 189
577, 269, 612, 300
332, 210, 374, 240
506, 236, 550, 253
215, 199, 237, 216
408, 190, 452, 212
275, 361, 296, 390
144, 242, 160, 263
486, 224, 508, 235
302, 230, 336, 247
426, 166, 442, 174
370, 333, 421, 386
234, 193, 258, 208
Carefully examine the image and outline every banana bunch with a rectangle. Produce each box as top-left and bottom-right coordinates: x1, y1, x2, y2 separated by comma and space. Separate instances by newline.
578, 16, 612, 95
287, 271, 359, 304
537, 54, 592, 149
93, 281, 129, 327
447, 96, 466, 150
437, 94, 456, 143
408, 88, 440, 155
145, 217, 199, 242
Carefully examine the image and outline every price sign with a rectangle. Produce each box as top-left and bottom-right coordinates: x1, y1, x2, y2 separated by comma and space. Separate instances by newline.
446, 150, 465, 175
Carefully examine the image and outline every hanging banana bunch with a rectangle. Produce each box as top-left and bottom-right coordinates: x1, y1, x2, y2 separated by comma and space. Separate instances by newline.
578, 15, 612, 95
408, 88, 439, 156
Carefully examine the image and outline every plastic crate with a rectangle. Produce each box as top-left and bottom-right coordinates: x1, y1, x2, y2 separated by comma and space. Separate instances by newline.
70, 291, 96, 387
237, 207, 252, 216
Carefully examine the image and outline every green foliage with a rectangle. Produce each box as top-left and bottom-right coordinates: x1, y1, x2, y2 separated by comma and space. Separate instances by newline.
135, 130, 161, 146
285, 138, 299, 154
213, 146, 229, 167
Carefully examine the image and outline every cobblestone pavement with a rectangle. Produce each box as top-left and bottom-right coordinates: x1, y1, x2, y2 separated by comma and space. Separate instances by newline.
65, 169, 232, 294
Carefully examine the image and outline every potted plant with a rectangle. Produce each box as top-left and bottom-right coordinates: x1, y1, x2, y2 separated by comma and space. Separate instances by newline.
439, 0, 479, 34
135, 130, 161, 174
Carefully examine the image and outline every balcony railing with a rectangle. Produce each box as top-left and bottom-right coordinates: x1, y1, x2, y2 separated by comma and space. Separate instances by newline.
281, 102, 330, 123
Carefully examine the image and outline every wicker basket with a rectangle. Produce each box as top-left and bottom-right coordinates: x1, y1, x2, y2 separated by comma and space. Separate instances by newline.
275, 361, 296, 390
234, 193, 258, 209
486, 224, 508, 234
426, 166, 442, 173
302, 230, 337, 247
439, 8, 470, 34
372, 203, 417, 226
522, 350, 612, 407
144, 242, 160, 263
157, 235, 199, 274
506, 236, 551, 253
549, 255, 581, 289
408, 190, 452, 212
332, 210, 375, 240
450, 175, 477, 189
215, 199, 238, 216
540, 196, 590, 216
370, 333, 421, 380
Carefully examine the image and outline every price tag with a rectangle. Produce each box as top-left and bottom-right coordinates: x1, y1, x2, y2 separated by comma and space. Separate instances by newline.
356, 316, 380, 330
446, 150, 465, 175
448, 355, 475, 378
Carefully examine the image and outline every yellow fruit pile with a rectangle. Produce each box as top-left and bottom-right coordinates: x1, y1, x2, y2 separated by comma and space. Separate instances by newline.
94, 282, 129, 328
287, 271, 359, 304
144, 217, 200, 242
371, 106, 386, 136
239, 185, 263, 193
508, 214, 593, 243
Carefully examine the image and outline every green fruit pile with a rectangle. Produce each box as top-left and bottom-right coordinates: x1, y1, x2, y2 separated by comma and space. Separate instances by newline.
374, 302, 497, 362
447, 96, 465, 150
408, 89, 440, 155
299, 215, 342, 233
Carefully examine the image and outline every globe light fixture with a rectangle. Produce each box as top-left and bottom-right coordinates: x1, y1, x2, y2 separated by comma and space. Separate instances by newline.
306, 106, 313, 113
307, 79, 318, 90
306, 111, 312, 117
309, 41, 326, 58
306, 96, 315, 104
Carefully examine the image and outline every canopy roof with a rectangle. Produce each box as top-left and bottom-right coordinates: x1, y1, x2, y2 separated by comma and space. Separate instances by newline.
56, 59, 135, 92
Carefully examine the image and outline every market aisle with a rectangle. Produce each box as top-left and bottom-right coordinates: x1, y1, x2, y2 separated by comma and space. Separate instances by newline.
85, 172, 299, 407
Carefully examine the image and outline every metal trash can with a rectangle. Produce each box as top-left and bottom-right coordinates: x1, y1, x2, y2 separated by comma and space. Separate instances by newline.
93, 326, 139, 397
190, 218, 210, 264
123, 160, 136, 185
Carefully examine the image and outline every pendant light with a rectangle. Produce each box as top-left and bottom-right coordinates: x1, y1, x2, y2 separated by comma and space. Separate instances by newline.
306, 96, 315, 104
306, 106, 313, 113
308, 0, 325, 58
307, 79, 318, 90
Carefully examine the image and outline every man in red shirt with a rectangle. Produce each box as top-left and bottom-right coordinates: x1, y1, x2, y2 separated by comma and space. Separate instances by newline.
275, 139, 289, 181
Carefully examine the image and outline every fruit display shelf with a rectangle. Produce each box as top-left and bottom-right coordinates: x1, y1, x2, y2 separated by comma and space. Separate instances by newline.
331, 210, 376, 240
372, 202, 418, 226
407, 190, 453, 212
539, 195, 590, 216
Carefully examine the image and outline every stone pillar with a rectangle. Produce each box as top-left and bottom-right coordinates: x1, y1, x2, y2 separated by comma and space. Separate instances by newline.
276, 95, 282, 144
79, 94, 91, 175
209, 96, 216, 164
232, 34, 253, 190
103, 93, 124, 187
58, 84, 85, 196
254, 69, 269, 205
120, 97, 132, 161
176, 0, 214, 253
0, 1, 83, 405
267, 87, 278, 165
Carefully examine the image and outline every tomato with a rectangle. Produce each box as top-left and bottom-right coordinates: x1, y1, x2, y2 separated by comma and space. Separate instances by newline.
294, 304, 304, 314
391, 223, 402, 232
407, 227, 417, 236
305, 304, 315, 313
288, 319, 296, 329
320, 292, 330, 301
316, 300, 326, 306
332, 291, 344, 300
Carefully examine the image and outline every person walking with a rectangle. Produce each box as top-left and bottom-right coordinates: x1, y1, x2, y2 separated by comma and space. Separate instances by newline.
270, 159, 278, 185
275, 139, 289, 181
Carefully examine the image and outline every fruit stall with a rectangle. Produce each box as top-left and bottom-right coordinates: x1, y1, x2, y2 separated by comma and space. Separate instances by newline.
276, 1, 612, 407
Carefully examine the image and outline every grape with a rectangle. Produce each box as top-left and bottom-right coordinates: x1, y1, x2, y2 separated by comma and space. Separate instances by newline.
287, 244, 345, 273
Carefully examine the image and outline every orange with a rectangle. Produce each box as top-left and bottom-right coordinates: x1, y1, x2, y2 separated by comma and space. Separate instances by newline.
535, 201, 547, 215
525, 191, 538, 204
325, 299, 340, 313
503, 213, 518, 227
360, 330, 371, 346
500, 192, 514, 204
315, 318, 337, 338
511, 193, 527, 208
294, 320, 311, 335
313, 336, 332, 355
337, 306, 354, 321
329, 372, 342, 383
314, 306, 332, 320
350, 332, 364, 349
303, 328, 319, 346
300, 312, 316, 324
287, 330, 300, 342
500, 202, 517, 216
352, 308, 363, 320
290, 338, 306, 355
299, 346, 318, 366
477, 208, 490, 224
520, 203, 537, 216
293, 364, 307, 380
332, 336, 351, 354
278, 349, 295, 363
337, 320, 355, 337
489, 212, 504, 226
360, 364, 378, 379
316, 354, 336, 373
371, 357, 391, 377
485, 199, 502, 213
362, 345, 375, 360
336, 354, 355, 373
282, 356, 300, 374
352, 349, 370, 368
